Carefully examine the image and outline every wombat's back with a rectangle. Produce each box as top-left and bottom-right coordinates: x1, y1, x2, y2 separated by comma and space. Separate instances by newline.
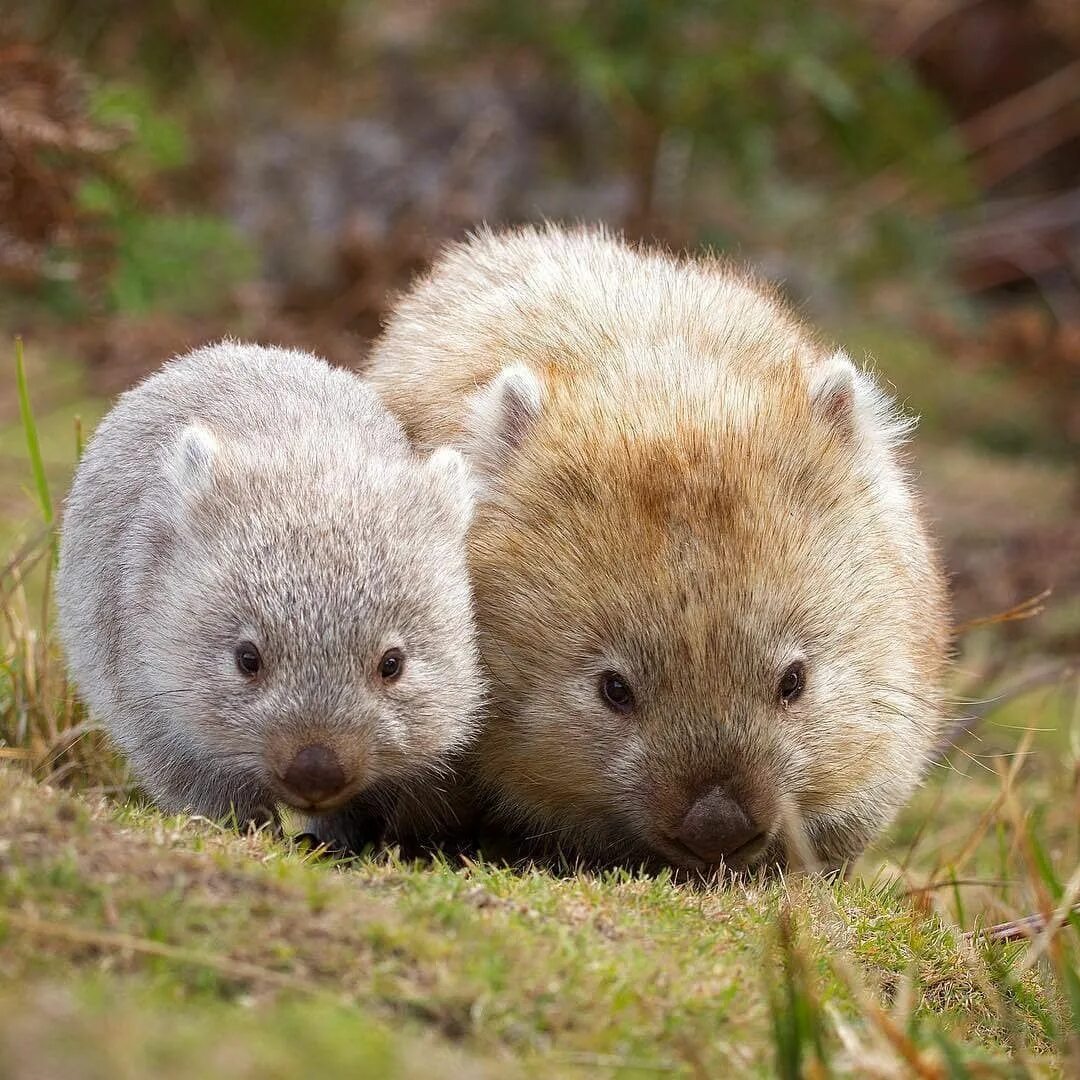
367, 224, 813, 449
100, 340, 407, 463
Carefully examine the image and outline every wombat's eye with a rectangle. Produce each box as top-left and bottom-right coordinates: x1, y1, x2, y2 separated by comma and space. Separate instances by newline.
779, 661, 806, 705
599, 671, 635, 714
235, 642, 262, 677
379, 648, 405, 682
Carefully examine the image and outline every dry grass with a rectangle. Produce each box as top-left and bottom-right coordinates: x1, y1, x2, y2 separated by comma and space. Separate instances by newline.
1, 522, 122, 790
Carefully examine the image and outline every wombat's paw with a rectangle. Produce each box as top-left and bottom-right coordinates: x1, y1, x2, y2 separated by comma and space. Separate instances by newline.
303, 802, 388, 858
240, 804, 282, 837
291, 831, 350, 859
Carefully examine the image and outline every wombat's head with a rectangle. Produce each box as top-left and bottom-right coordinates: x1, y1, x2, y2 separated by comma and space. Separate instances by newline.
467, 352, 948, 873
142, 424, 482, 815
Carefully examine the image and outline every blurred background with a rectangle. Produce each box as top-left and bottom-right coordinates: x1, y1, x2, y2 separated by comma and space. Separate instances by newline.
1, 0, 1078, 687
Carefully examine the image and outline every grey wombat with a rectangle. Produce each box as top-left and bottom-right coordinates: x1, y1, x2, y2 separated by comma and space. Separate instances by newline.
56, 341, 482, 844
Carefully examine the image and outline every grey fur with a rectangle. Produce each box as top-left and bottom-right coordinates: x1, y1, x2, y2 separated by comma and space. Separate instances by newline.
56, 341, 483, 840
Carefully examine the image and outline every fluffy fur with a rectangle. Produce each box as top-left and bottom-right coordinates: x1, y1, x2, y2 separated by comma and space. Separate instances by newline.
368, 225, 949, 871
56, 342, 483, 841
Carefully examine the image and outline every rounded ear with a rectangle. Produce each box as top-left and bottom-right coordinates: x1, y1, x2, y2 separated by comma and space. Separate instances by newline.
424, 446, 475, 534
809, 351, 914, 450
464, 364, 543, 485
809, 352, 859, 438
168, 424, 218, 496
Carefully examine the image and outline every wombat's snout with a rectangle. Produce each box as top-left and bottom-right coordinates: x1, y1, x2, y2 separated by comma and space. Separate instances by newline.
671, 786, 771, 867
281, 745, 347, 806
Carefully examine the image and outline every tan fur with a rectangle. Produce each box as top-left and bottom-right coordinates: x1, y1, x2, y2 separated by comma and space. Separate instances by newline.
369, 224, 949, 871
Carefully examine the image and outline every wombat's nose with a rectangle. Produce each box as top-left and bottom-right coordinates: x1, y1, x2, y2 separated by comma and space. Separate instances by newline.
674, 786, 765, 865
282, 745, 346, 804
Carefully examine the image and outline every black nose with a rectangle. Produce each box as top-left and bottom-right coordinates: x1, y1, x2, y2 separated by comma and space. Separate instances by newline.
674, 786, 765, 865
282, 745, 347, 804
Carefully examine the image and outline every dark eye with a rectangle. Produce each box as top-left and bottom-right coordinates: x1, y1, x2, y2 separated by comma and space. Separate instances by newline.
779, 661, 806, 705
599, 671, 635, 714
379, 648, 405, 682
235, 641, 262, 677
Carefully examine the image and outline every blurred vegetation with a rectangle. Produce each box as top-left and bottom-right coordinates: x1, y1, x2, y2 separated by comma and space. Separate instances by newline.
4, 1, 978, 316
2, 0, 1075, 326
454, 0, 971, 270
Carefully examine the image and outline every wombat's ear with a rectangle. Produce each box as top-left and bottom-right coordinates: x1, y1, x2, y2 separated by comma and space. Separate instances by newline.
464, 364, 543, 485
169, 424, 218, 496
809, 351, 913, 450
424, 446, 475, 533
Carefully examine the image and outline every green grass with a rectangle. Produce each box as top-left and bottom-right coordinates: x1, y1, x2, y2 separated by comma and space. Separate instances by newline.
1, 343, 108, 554
0, 762, 1074, 1077
2, 335, 1079, 1076
0, 980, 500, 1080
14, 336, 54, 532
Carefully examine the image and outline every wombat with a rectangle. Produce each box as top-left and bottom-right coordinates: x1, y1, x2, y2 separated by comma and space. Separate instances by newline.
56, 341, 482, 844
367, 225, 949, 873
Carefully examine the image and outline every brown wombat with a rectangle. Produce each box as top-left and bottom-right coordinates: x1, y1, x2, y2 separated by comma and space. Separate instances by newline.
56, 342, 483, 844
367, 225, 949, 872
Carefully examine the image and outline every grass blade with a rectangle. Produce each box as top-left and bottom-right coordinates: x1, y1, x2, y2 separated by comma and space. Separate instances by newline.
14, 336, 54, 530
